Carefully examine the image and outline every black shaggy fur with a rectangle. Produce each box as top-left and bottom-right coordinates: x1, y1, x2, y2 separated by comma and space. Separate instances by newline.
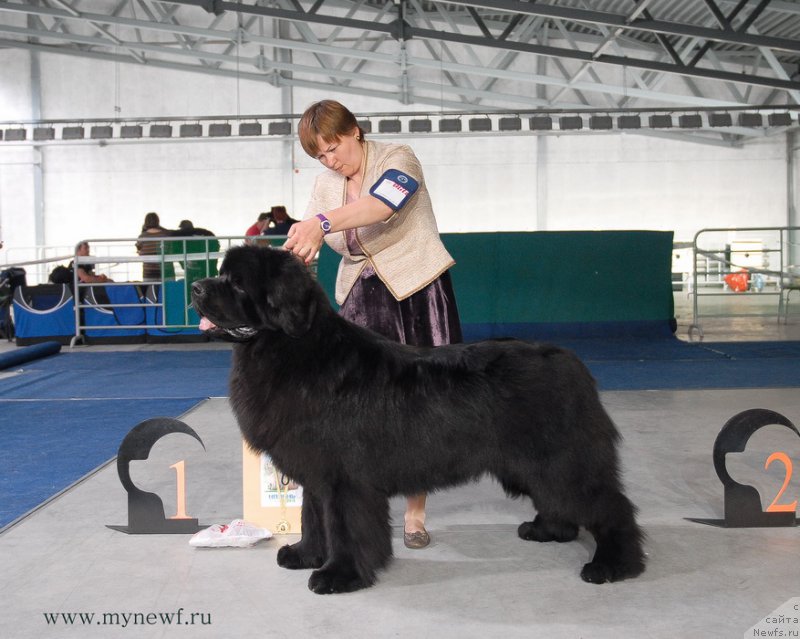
191, 246, 645, 594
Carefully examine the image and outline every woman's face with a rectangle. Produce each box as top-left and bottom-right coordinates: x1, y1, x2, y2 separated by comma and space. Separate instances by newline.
314, 128, 363, 179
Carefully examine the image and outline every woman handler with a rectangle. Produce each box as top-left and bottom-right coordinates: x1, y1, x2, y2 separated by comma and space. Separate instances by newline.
285, 100, 462, 549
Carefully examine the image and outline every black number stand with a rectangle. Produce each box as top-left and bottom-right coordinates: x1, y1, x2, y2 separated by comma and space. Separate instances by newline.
107, 417, 206, 534
689, 408, 800, 528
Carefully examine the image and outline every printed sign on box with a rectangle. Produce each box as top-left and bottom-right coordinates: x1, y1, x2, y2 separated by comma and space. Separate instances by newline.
242, 442, 302, 535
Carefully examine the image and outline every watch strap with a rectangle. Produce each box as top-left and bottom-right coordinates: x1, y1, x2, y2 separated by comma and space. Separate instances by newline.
315, 213, 332, 234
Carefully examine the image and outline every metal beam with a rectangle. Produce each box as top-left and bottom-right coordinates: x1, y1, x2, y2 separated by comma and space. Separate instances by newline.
0, 0, 797, 122
0, 24, 755, 110
49, 0, 147, 63
438, 0, 800, 53
689, 0, 760, 68
406, 23, 800, 92
2, 1, 796, 96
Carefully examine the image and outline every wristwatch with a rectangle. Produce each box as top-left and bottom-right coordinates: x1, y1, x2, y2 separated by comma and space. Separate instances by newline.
315, 213, 332, 234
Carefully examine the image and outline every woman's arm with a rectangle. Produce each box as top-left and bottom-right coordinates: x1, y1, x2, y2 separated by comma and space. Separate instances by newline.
287, 145, 423, 264
284, 194, 392, 264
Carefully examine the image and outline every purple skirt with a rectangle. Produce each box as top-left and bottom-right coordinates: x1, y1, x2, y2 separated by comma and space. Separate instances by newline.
339, 270, 462, 347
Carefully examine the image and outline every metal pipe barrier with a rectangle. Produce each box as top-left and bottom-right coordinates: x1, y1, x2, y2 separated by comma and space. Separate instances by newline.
69, 235, 296, 346
689, 226, 800, 341
1, 249, 75, 285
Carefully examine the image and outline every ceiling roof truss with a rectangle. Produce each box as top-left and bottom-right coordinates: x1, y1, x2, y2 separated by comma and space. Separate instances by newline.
0, 0, 798, 145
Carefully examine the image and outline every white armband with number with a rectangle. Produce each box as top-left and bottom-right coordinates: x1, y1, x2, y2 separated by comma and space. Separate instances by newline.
368, 169, 419, 211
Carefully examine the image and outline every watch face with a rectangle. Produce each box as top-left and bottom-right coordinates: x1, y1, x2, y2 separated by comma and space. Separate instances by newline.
321, 219, 332, 233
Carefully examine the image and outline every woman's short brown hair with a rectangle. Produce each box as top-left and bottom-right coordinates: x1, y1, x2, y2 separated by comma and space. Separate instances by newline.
298, 100, 365, 158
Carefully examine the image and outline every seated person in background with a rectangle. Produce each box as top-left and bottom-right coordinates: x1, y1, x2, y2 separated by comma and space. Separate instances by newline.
245, 213, 270, 243
176, 219, 215, 237
70, 241, 112, 284
48, 241, 112, 304
136, 212, 175, 282
264, 205, 299, 236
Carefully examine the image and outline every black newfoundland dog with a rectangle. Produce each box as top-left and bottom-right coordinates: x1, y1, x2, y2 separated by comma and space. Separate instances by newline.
191, 246, 645, 594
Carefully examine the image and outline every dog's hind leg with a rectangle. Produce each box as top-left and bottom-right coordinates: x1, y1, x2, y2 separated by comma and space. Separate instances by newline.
518, 514, 579, 543
307, 484, 392, 595
580, 490, 646, 584
277, 490, 327, 570
499, 474, 580, 544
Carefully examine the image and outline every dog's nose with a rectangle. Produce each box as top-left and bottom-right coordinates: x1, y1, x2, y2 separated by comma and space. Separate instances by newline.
191, 281, 205, 296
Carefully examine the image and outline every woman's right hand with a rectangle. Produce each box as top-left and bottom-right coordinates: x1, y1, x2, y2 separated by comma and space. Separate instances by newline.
285, 218, 325, 264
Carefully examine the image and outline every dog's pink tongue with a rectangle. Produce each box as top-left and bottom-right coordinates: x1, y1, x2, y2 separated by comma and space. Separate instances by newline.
199, 317, 217, 331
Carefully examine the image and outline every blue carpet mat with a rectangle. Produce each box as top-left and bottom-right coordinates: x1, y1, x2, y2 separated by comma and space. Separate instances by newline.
2, 340, 800, 530
588, 357, 800, 390
560, 338, 800, 390
0, 350, 231, 529
0, 399, 201, 529
697, 341, 800, 359
0, 350, 232, 399
557, 337, 723, 361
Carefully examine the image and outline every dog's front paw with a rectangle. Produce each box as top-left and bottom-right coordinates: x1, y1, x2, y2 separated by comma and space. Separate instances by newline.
580, 561, 615, 584
580, 557, 645, 584
308, 566, 370, 594
277, 543, 324, 570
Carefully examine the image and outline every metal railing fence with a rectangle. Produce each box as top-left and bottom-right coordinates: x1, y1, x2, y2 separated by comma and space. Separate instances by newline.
689, 226, 800, 340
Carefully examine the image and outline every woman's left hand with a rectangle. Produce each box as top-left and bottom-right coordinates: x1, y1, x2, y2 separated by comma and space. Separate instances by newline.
285, 218, 325, 264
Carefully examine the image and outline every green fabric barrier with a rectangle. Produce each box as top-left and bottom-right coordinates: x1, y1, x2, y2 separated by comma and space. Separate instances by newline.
317, 243, 342, 307
166, 238, 221, 304
443, 231, 674, 324
163, 280, 202, 327
316, 231, 674, 330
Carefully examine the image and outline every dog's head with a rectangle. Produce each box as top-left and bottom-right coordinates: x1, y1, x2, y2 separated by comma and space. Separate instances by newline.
192, 246, 320, 340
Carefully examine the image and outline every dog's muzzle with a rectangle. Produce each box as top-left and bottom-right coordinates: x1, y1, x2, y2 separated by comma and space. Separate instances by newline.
191, 280, 258, 340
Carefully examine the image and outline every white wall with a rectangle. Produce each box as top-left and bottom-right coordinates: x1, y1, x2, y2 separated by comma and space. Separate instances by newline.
0, 147, 38, 250
0, 49, 796, 262
0, 50, 32, 118
542, 133, 788, 240
41, 140, 289, 242
0, 51, 38, 252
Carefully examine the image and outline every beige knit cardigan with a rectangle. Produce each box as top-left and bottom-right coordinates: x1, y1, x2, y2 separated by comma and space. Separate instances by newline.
304, 140, 455, 304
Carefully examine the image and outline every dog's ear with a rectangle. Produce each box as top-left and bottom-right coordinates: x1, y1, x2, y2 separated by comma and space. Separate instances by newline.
260, 253, 318, 337
267, 293, 317, 338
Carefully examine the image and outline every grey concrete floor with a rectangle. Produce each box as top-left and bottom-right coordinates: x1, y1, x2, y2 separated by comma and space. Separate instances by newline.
1, 293, 799, 638
1, 391, 799, 639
